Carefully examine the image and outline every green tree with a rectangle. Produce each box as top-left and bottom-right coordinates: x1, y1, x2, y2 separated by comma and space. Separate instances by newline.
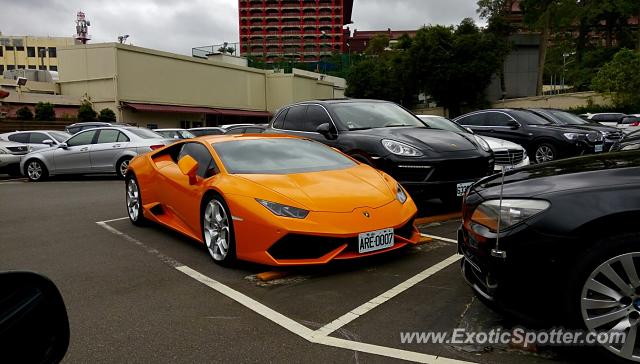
98, 108, 117, 123
77, 101, 97, 123
34, 102, 55, 121
365, 34, 390, 55
16, 106, 33, 121
592, 48, 640, 106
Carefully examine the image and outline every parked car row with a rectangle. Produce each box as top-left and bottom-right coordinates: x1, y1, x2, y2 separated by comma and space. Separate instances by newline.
579, 112, 640, 134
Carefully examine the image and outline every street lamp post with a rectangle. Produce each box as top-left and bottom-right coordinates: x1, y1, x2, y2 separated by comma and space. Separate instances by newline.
562, 51, 576, 94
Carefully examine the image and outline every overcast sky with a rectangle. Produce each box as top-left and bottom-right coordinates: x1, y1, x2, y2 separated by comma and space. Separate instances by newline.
0, 0, 481, 55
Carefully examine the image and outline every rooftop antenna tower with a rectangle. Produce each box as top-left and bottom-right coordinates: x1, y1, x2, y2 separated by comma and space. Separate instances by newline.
74, 11, 91, 44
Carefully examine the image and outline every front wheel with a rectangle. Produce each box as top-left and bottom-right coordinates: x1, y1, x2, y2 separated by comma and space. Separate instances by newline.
534, 143, 558, 164
25, 159, 48, 182
126, 176, 146, 226
202, 196, 236, 265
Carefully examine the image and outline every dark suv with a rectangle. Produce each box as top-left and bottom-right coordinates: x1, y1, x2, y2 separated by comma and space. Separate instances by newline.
454, 109, 605, 163
267, 99, 494, 202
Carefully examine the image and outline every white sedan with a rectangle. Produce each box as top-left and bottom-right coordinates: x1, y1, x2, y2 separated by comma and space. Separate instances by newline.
417, 115, 529, 172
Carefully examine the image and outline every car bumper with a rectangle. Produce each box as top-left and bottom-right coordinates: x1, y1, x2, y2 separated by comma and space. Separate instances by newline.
493, 156, 530, 172
0, 154, 22, 168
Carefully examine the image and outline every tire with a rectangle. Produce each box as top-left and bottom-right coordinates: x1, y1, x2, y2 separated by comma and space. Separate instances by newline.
565, 233, 640, 362
533, 142, 558, 164
116, 157, 132, 179
125, 175, 146, 226
201, 194, 236, 266
24, 159, 48, 182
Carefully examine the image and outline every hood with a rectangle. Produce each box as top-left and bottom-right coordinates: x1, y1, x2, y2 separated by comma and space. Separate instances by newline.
475, 151, 640, 197
236, 165, 395, 213
529, 124, 597, 134
351, 127, 478, 152
481, 136, 524, 151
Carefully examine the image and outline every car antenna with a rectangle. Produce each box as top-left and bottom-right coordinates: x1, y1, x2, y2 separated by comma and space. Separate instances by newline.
491, 154, 511, 260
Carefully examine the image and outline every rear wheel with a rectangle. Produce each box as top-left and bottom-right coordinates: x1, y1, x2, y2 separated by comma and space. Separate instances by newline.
116, 157, 132, 179
126, 175, 146, 226
534, 143, 558, 163
25, 159, 48, 182
202, 196, 236, 265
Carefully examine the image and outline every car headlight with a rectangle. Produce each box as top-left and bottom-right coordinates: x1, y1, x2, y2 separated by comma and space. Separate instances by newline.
256, 199, 309, 219
473, 135, 491, 152
470, 199, 550, 232
563, 132, 588, 141
381, 139, 423, 157
396, 183, 407, 204
622, 144, 640, 151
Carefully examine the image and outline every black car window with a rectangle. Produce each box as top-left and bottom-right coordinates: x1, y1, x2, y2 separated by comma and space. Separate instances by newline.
419, 116, 469, 133
67, 130, 97, 147
8, 133, 29, 143
509, 110, 551, 125
96, 129, 120, 144
484, 112, 514, 127
457, 113, 487, 126
305, 105, 333, 132
29, 133, 50, 144
272, 108, 288, 129
178, 142, 217, 178
593, 114, 625, 122
282, 105, 307, 131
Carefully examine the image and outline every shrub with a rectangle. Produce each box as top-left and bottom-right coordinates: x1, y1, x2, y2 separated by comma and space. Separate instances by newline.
16, 106, 33, 120
98, 108, 117, 123
34, 102, 55, 121
77, 101, 97, 123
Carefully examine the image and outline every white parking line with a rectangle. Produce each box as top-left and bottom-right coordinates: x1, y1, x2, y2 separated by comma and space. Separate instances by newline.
421, 233, 458, 244
97, 218, 474, 364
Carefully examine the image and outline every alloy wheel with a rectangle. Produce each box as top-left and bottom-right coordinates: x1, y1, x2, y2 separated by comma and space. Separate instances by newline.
27, 161, 43, 180
126, 178, 140, 221
581, 252, 640, 361
203, 200, 230, 261
535, 145, 554, 163
119, 159, 130, 178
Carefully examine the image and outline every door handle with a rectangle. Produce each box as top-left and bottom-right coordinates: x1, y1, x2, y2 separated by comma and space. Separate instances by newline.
112, 144, 121, 148
80, 147, 89, 152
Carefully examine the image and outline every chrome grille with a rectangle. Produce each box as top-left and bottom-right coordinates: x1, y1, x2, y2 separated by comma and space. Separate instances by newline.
6, 146, 29, 155
493, 149, 524, 166
604, 131, 624, 140
587, 132, 604, 143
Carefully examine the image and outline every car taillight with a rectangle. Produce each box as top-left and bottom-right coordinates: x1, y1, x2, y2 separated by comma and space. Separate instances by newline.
149, 145, 164, 150
631, 121, 640, 126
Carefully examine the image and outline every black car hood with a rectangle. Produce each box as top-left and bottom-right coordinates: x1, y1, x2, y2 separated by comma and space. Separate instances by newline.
474, 151, 640, 197
528, 124, 595, 134
350, 127, 478, 152
550, 123, 618, 133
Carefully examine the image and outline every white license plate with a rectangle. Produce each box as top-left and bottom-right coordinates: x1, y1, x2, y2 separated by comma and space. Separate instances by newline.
456, 182, 474, 197
358, 228, 394, 254
595, 144, 604, 153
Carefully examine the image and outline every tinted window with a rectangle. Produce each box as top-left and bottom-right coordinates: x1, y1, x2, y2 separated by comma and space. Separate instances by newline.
305, 105, 333, 132
593, 114, 626, 122
213, 138, 356, 174
272, 109, 288, 129
331, 102, 425, 130
282, 105, 307, 131
419, 116, 469, 133
8, 133, 29, 143
509, 110, 551, 125
97, 129, 120, 144
29, 133, 50, 144
50, 131, 71, 142
484, 112, 514, 127
178, 142, 217, 178
67, 130, 97, 147
457, 113, 487, 126
127, 128, 162, 139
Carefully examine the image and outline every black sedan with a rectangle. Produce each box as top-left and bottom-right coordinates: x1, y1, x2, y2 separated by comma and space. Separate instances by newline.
528, 108, 624, 151
267, 99, 495, 203
458, 151, 640, 362
454, 109, 605, 163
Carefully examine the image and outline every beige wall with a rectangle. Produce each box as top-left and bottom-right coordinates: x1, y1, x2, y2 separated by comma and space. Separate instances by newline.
491, 92, 614, 109
0, 35, 75, 71
57, 43, 347, 126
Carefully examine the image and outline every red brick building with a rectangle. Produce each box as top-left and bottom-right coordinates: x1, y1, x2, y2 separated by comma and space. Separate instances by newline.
239, 0, 353, 62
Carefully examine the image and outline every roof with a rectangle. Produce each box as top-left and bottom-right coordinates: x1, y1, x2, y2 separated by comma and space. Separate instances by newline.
123, 102, 271, 118
198, 134, 299, 145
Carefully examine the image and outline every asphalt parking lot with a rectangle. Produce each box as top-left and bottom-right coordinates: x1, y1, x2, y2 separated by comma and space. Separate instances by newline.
0, 176, 592, 363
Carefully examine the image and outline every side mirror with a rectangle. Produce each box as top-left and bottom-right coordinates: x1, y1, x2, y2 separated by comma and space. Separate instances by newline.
42, 139, 55, 146
316, 123, 337, 140
0, 271, 70, 363
58, 142, 68, 149
178, 154, 199, 184
465, 127, 474, 134
508, 121, 520, 130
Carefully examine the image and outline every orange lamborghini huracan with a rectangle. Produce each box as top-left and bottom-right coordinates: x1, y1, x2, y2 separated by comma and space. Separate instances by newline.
125, 135, 420, 266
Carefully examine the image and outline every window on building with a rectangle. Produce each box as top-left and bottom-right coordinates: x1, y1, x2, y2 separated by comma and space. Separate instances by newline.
48, 47, 56, 58
37, 47, 46, 57
38, 65, 46, 70
180, 120, 191, 129
16, 46, 24, 51
0, 47, 3, 57
28, 65, 36, 70
27, 47, 35, 57
6, 65, 15, 71
5, 46, 13, 51
49, 65, 58, 71
0, 65, 3, 73
17, 65, 25, 69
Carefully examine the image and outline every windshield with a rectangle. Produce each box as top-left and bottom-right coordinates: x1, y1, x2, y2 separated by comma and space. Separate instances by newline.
541, 110, 589, 125
510, 110, 552, 125
332, 102, 427, 130
50, 131, 71, 142
127, 128, 164, 139
213, 138, 356, 174
418, 116, 469, 134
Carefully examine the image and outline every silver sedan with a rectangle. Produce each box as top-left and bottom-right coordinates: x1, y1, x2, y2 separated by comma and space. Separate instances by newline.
20, 127, 171, 181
